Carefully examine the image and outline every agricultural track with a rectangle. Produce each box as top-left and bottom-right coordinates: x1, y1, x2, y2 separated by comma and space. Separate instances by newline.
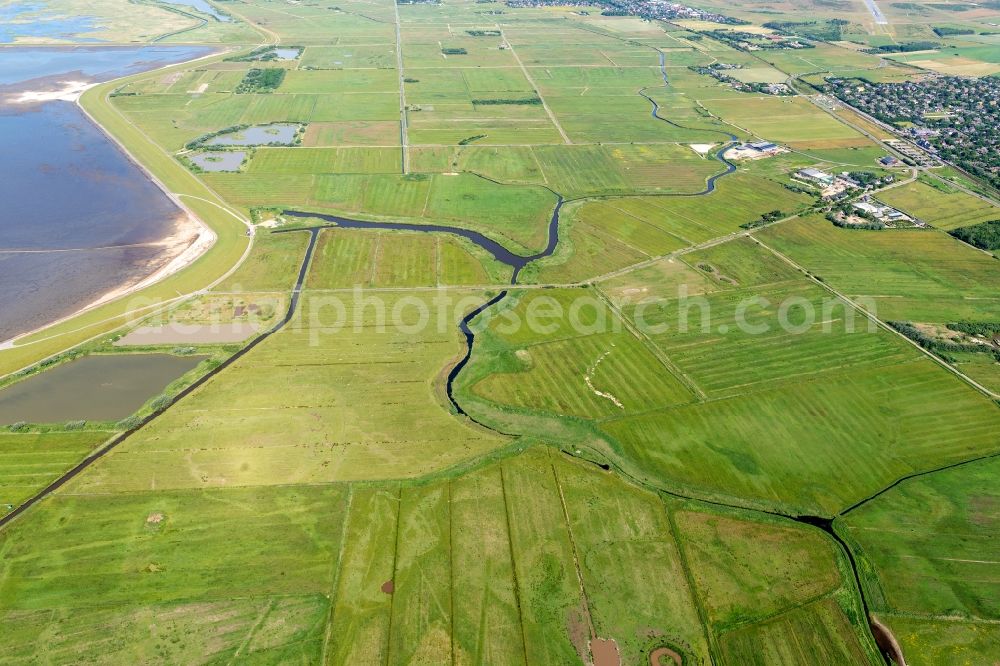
5, 25, 989, 664
0, 228, 320, 531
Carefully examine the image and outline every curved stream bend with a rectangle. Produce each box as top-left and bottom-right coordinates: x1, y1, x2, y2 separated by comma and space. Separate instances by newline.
283, 49, 740, 417
283, 72, 740, 419
281, 203, 566, 420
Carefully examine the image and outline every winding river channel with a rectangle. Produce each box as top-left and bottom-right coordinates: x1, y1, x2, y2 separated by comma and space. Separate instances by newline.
282, 47, 743, 418
0, 32, 916, 663
279, 51, 898, 660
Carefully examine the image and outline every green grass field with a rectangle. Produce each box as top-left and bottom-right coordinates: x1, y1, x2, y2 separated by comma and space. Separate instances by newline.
468, 289, 696, 419
877, 178, 1000, 231
522, 171, 815, 284
204, 172, 559, 255
0, 431, 112, 517
841, 456, 1000, 664
214, 229, 311, 293
307, 228, 512, 288
63, 290, 508, 492
461, 236, 1000, 516
7, 442, 876, 665
4, 0, 1000, 662
700, 96, 872, 148
673, 505, 881, 665
758, 216, 1000, 322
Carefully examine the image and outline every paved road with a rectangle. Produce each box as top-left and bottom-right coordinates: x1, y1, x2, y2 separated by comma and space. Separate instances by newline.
863, 0, 889, 25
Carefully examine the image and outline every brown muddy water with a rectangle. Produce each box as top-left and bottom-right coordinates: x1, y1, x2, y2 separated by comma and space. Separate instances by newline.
0, 353, 205, 424
591, 638, 621, 666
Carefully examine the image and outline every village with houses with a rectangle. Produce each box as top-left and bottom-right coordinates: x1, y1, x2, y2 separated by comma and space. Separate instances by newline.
505, 0, 745, 23
825, 75, 1000, 189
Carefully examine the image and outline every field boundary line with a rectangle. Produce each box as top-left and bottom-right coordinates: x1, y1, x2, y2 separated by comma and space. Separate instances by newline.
528, 146, 551, 185
713, 590, 842, 635
838, 447, 1000, 517
751, 236, 1000, 401
873, 610, 1000, 626
321, 484, 355, 665
383, 483, 404, 666
605, 202, 696, 246
500, 28, 572, 145
393, 0, 410, 172
592, 285, 708, 401
665, 506, 719, 664
550, 459, 597, 662
498, 462, 531, 666
448, 480, 456, 666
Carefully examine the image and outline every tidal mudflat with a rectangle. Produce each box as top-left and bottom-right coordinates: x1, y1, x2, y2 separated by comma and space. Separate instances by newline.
0, 3, 100, 43
0, 46, 211, 342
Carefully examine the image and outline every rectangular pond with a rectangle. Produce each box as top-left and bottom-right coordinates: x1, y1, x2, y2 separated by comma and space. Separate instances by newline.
0, 354, 206, 424
272, 48, 302, 60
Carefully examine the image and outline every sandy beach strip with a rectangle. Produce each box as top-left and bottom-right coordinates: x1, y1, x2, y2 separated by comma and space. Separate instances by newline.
8, 79, 97, 104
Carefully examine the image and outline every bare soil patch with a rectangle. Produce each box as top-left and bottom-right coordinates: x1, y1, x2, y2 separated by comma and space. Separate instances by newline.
566, 602, 590, 664
591, 637, 621, 666
115, 322, 260, 346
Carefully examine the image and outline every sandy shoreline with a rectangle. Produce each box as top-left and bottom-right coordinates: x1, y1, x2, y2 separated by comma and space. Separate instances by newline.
0, 50, 229, 350
80, 213, 216, 313
7, 79, 97, 104
0, 213, 216, 349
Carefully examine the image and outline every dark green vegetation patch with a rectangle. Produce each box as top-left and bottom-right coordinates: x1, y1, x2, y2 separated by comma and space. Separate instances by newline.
950, 220, 1000, 251
235, 68, 285, 94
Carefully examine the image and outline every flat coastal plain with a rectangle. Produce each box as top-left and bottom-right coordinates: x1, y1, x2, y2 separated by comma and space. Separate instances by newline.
1, 0, 1000, 664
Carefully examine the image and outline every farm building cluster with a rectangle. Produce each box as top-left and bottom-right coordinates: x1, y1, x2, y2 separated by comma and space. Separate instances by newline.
724, 140, 789, 161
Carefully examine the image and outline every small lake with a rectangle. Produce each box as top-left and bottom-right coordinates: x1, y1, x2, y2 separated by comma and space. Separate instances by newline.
0, 354, 206, 424
189, 150, 246, 172
272, 48, 302, 60
205, 123, 299, 146
163, 0, 231, 22
0, 45, 212, 342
